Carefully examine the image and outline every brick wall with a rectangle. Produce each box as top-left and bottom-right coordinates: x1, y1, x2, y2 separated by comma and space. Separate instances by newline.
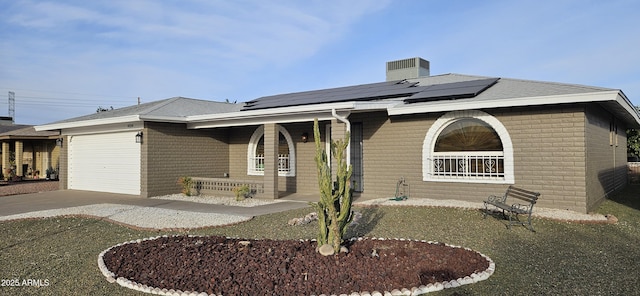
58, 136, 68, 190
226, 123, 321, 196
228, 125, 261, 183
348, 106, 595, 213
141, 122, 229, 197
498, 105, 587, 212
585, 104, 628, 211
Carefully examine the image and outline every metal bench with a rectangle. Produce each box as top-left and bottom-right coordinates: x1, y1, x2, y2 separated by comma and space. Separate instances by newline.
483, 185, 540, 231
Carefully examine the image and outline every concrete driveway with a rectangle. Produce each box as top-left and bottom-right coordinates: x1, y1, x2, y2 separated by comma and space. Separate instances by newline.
0, 190, 310, 218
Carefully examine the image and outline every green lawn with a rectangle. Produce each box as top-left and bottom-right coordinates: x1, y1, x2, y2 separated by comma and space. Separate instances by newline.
1, 186, 639, 295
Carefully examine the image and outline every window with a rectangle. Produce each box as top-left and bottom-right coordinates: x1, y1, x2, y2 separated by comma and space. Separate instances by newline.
423, 110, 514, 183
247, 125, 295, 176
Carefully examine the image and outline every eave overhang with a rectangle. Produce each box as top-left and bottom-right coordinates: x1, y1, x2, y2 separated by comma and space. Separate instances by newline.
187, 101, 397, 129
388, 90, 640, 128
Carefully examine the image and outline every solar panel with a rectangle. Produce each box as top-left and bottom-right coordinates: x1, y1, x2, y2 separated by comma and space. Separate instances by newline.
241, 77, 500, 111
404, 78, 499, 103
242, 80, 425, 110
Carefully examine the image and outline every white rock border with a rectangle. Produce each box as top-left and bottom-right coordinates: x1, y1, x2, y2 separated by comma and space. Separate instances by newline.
98, 235, 495, 296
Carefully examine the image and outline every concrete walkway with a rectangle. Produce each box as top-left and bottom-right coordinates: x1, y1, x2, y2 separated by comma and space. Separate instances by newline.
0, 190, 311, 218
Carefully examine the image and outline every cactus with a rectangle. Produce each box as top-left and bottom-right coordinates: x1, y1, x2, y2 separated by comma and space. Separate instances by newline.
310, 119, 353, 254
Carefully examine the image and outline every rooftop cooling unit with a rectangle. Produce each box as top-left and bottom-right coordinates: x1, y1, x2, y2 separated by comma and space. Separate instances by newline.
386, 57, 430, 81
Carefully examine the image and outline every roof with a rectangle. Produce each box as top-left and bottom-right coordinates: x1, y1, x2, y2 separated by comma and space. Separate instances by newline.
244, 73, 617, 111
36, 73, 640, 131
36, 97, 242, 130
0, 125, 59, 140
0, 124, 31, 134
243, 80, 426, 110
391, 74, 639, 127
53, 97, 242, 124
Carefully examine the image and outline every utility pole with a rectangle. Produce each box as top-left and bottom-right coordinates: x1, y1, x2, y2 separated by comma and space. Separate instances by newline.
8, 91, 15, 123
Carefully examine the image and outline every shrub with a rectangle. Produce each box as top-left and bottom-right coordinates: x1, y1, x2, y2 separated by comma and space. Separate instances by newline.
177, 176, 194, 196
233, 184, 251, 201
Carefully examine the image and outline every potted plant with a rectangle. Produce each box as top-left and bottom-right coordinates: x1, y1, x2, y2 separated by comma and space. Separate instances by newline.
46, 167, 57, 180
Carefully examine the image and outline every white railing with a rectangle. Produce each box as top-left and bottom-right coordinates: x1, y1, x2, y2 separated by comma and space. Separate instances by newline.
278, 154, 290, 173
250, 154, 290, 174
430, 152, 504, 179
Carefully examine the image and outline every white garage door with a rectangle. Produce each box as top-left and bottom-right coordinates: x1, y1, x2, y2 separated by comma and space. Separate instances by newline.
68, 131, 141, 195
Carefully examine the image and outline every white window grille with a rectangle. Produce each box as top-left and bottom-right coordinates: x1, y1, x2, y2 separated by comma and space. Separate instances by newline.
247, 125, 296, 177
278, 154, 290, 173
249, 154, 290, 174
430, 152, 504, 179
422, 110, 514, 184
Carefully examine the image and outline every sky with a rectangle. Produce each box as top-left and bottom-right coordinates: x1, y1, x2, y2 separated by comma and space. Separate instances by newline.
1, 0, 639, 125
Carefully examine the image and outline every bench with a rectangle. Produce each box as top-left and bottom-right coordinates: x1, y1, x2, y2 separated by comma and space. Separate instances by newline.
483, 185, 540, 231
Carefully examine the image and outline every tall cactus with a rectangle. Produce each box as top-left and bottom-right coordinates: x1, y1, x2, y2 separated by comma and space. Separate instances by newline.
310, 119, 353, 254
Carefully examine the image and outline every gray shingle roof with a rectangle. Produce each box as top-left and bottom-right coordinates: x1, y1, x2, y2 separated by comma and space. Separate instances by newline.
0, 125, 59, 138
243, 80, 425, 111
411, 73, 616, 101
51, 97, 242, 124
242, 73, 616, 111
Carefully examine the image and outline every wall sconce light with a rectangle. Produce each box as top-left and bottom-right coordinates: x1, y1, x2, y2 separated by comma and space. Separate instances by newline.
301, 132, 309, 143
56, 138, 63, 147
135, 131, 143, 143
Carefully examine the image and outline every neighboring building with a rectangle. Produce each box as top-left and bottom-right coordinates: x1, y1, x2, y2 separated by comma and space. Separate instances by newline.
36, 58, 640, 213
0, 118, 60, 180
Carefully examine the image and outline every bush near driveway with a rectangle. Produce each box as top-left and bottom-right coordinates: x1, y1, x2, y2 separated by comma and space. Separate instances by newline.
1, 186, 639, 295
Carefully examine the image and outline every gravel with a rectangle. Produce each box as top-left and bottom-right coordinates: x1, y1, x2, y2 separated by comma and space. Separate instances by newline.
355, 198, 610, 223
0, 191, 609, 230
149, 194, 284, 207
0, 204, 252, 230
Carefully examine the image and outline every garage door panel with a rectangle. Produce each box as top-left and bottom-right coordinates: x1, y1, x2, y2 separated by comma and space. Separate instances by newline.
69, 132, 141, 195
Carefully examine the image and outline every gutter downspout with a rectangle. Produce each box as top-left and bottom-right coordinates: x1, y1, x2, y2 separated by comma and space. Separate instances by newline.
331, 108, 351, 167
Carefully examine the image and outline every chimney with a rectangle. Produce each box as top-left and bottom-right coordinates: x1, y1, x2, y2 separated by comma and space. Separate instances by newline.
386, 57, 430, 81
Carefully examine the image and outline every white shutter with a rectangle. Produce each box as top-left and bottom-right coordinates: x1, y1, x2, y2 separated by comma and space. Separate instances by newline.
68, 132, 141, 195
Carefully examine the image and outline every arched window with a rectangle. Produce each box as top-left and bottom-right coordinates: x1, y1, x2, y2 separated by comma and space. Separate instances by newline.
423, 110, 514, 183
247, 125, 296, 177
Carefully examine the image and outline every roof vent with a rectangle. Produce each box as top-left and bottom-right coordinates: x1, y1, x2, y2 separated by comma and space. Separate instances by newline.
386, 57, 430, 81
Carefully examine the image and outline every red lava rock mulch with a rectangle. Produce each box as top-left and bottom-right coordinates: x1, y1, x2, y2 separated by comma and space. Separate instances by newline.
100, 235, 493, 295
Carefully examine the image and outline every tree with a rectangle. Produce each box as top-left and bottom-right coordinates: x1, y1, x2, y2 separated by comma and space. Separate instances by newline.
310, 119, 353, 255
627, 106, 640, 160
628, 129, 640, 159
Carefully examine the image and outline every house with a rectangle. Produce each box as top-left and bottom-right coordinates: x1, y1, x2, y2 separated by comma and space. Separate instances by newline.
36, 58, 640, 213
0, 117, 61, 180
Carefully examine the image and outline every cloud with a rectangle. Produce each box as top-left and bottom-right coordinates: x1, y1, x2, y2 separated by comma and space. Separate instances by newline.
0, 0, 391, 123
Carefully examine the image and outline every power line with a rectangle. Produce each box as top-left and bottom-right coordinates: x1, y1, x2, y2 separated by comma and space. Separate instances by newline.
0, 86, 137, 100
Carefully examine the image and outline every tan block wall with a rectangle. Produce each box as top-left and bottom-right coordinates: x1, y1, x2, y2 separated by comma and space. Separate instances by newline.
497, 106, 587, 212
227, 122, 321, 196
228, 125, 261, 183
283, 122, 320, 194
58, 136, 68, 189
349, 106, 592, 213
141, 122, 229, 197
585, 105, 628, 211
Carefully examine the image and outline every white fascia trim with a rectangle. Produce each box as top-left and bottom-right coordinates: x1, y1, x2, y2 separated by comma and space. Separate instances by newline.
60, 121, 144, 136
188, 102, 357, 122
616, 92, 640, 125
139, 115, 189, 123
35, 115, 142, 131
388, 91, 622, 116
186, 101, 394, 129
